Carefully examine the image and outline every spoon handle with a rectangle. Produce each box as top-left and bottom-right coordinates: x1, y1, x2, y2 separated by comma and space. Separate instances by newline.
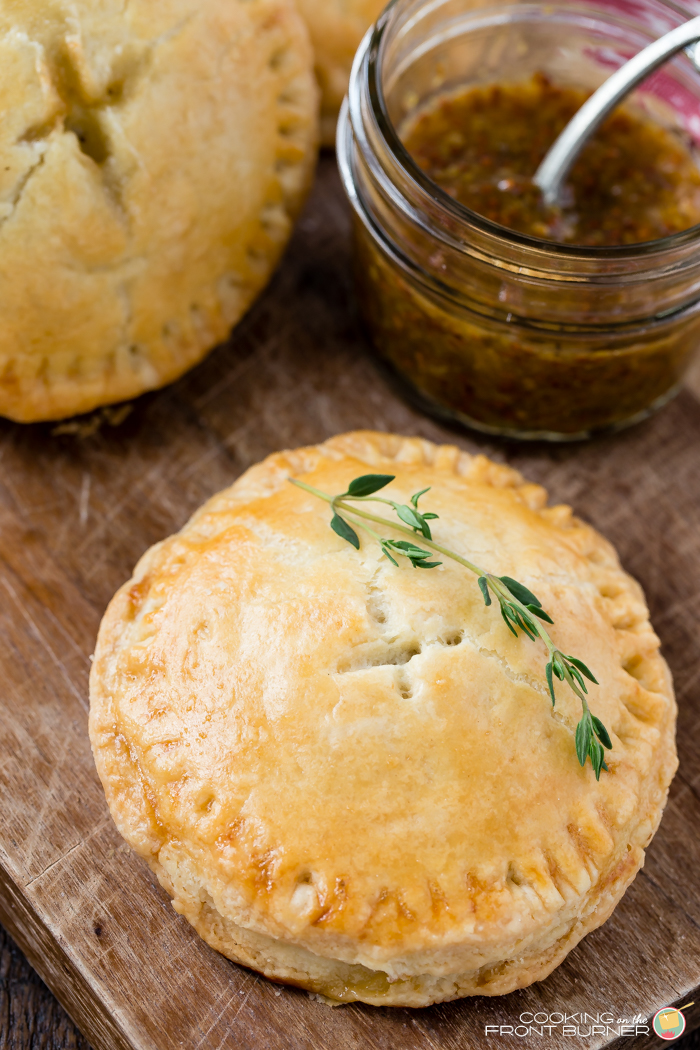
534, 15, 700, 204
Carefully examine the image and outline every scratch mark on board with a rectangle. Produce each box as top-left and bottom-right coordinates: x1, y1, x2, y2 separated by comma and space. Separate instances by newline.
193, 975, 256, 1050
25, 815, 113, 887
0, 578, 88, 712
80, 473, 91, 528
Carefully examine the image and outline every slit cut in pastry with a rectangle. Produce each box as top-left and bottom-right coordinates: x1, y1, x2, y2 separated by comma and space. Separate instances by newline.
89, 431, 677, 1007
0, 0, 318, 422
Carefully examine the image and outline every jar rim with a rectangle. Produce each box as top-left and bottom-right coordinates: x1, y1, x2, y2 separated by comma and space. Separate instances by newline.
364, 0, 700, 259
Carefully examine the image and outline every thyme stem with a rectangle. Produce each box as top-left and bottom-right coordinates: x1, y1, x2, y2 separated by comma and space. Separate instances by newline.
290, 474, 611, 777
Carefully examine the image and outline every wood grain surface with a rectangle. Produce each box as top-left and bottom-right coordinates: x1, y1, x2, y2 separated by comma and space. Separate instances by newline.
0, 923, 90, 1050
0, 155, 698, 1050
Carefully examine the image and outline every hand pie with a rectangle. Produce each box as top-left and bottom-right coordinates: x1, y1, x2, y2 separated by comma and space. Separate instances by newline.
90, 431, 677, 1006
295, 0, 385, 144
0, 0, 317, 422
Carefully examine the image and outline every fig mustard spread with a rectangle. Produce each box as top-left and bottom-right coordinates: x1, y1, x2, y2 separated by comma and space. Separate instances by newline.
403, 74, 700, 246
340, 34, 700, 440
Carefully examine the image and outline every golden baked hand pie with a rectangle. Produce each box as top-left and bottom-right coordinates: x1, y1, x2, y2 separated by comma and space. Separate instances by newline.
295, 0, 384, 144
90, 431, 677, 1006
0, 0, 317, 422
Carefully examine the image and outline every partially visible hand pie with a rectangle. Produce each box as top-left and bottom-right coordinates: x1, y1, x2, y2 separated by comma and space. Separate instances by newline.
295, 0, 384, 144
0, 0, 317, 422
90, 431, 677, 1006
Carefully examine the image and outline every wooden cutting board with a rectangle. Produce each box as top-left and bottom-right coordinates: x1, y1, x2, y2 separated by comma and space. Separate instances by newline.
0, 156, 698, 1050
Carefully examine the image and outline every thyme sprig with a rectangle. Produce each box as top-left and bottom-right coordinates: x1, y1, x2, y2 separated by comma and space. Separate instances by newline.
290, 473, 612, 779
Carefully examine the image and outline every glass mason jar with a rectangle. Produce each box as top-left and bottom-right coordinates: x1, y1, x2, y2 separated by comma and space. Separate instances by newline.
337, 0, 700, 440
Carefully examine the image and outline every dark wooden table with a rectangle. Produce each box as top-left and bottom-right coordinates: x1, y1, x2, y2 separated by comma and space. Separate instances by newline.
0, 155, 699, 1050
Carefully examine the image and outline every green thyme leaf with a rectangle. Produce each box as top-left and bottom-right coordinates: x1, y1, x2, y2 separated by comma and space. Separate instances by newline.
509, 605, 537, 640
500, 576, 542, 608
415, 517, 433, 540
566, 656, 599, 685
590, 738, 605, 780
411, 487, 431, 508
346, 474, 395, 497
568, 664, 588, 694
331, 513, 360, 549
575, 717, 591, 767
396, 504, 432, 538
292, 474, 609, 780
387, 540, 429, 555
383, 539, 439, 568
591, 716, 612, 749
381, 543, 399, 567
395, 505, 422, 529
517, 613, 538, 641
478, 576, 492, 606
501, 605, 519, 637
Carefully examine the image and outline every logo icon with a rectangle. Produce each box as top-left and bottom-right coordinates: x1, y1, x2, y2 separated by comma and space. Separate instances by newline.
652, 1002, 694, 1041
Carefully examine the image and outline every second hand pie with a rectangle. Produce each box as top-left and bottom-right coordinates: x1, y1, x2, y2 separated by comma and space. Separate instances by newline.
0, 0, 318, 422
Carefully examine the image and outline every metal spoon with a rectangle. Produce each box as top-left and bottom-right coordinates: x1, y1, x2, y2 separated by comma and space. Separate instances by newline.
534, 16, 700, 204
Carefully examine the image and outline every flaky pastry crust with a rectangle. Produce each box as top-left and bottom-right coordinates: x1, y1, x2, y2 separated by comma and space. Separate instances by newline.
294, 0, 384, 144
89, 431, 677, 1006
0, 0, 318, 421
